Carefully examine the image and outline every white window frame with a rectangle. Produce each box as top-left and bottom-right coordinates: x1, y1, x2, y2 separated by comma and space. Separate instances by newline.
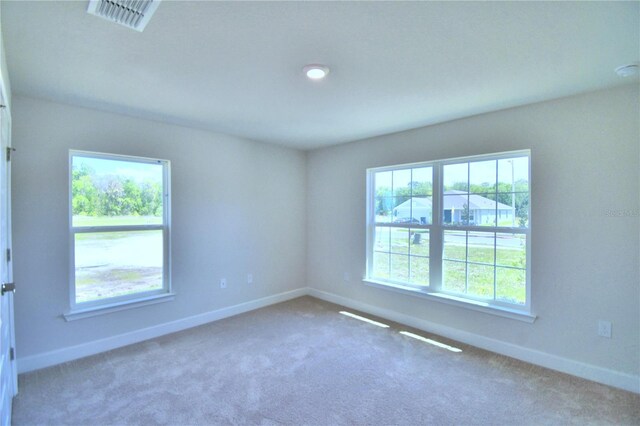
365, 150, 534, 322
66, 150, 172, 320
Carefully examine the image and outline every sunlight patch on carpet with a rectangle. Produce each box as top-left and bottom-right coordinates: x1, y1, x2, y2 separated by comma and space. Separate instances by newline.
339, 311, 389, 328
400, 331, 462, 352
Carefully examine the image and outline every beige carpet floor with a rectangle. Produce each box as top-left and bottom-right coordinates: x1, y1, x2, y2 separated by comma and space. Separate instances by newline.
12, 296, 640, 425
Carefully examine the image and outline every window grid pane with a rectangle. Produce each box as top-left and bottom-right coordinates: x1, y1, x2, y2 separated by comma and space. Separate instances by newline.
390, 254, 409, 282
411, 167, 433, 196
409, 229, 429, 257
443, 260, 466, 294
374, 226, 391, 253
469, 160, 497, 194
390, 228, 410, 255
496, 267, 526, 305
409, 255, 429, 286
467, 231, 495, 265
409, 228, 429, 286
468, 263, 494, 300
444, 230, 466, 261
372, 252, 390, 280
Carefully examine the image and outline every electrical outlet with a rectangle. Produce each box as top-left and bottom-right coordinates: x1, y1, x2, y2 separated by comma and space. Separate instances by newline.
247, 273, 253, 284
597, 320, 612, 338
220, 278, 227, 289
343, 272, 351, 282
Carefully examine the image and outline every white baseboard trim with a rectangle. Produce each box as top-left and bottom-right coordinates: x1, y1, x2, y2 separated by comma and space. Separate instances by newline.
17, 288, 308, 374
308, 288, 640, 394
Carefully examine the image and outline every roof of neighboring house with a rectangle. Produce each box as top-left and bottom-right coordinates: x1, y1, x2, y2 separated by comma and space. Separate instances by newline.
444, 190, 513, 211
394, 197, 433, 211
393, 190, 513, 212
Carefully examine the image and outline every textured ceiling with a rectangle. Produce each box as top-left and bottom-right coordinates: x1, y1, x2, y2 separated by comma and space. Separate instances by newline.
2, 1, 639, 150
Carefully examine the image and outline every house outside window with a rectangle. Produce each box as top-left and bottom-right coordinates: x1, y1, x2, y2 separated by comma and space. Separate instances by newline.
68, 150, 171, 315
366, 150, 531, 319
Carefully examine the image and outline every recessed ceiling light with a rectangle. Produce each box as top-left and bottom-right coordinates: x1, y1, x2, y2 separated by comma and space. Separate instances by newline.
303, 64, 330, 80
615, 64, 639, 78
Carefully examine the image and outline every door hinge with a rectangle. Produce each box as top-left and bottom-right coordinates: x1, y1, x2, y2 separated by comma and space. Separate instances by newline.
6, 248, 10, 262
6, 147, 15, 161
9, 347, 15, 361
1, 282, 15, 295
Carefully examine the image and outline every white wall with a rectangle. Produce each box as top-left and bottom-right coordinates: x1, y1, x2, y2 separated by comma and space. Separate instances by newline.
12, 96, 307, 359
307, 85, 640, 382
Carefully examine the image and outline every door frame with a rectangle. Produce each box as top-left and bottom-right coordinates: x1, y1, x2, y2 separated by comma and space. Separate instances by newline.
0, 69, 17, 426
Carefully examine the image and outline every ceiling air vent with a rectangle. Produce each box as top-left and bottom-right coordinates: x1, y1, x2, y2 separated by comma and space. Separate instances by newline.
87, 0, 161, 32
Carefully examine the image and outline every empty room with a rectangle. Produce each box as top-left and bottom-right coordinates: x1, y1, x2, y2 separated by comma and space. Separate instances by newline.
0, 0, 639, 424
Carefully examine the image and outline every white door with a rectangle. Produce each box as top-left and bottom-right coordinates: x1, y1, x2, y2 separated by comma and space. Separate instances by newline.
0, 98, 16, 425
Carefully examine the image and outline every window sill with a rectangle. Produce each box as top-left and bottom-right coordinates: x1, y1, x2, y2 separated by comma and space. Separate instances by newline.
63, 293, 176, 321
363, 279, 536, 323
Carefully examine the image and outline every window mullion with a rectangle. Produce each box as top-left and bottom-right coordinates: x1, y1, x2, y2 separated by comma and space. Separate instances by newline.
408, 169, 413, 282
493, 161, 498, 299
366, 171, 380, 279
493, 231, 497, 301
465, 163, 470, 294
430, 164, 442, 291
464, 230, 469, 294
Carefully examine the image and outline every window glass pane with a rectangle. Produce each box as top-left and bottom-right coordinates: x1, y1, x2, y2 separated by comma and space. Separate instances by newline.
390, 228, 410, 254
496, 233, 526, 268
468, 193, 496, 226
373, 226, 391, 253
498, 157, 529, 194
443, 162, 468, 192
517, 193, 529, 228
470, 160, 496, 193
390, 254, 409, 282
498, 157, 529, 228
442, 194, 469, 225
444, 231, 466, 261
374, 172, 393, 223
413, 197, 432, 225
72, 156, 164, 227
394, 197, 431, 225
392, 169, 412, 197
411, 167, 432, 196
375, 196, 396, 223
468, 264, 494, 299
443, 260, 466, 293
409, 256, 429, 286
372, 252, 390, 280
409, 229, 429, 257
495, 193, 516, 226
390, 197, 410, 223
467, 231, 494, 264
374, 171, 392, 196
496, 267, 526, 305
75, 230, 163, 303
